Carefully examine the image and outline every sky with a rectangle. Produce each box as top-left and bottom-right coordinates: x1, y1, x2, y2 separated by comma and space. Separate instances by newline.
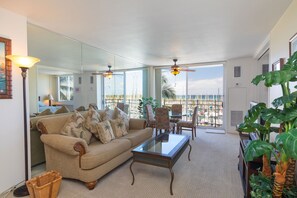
163, 65, 223, 95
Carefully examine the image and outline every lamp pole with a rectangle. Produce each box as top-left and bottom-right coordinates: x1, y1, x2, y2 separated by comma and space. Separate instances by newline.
21, 67, 29, 181
6, 55, 40, 197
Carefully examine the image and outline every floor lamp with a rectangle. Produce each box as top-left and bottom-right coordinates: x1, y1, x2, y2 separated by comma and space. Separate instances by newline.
6, 55, 40, 197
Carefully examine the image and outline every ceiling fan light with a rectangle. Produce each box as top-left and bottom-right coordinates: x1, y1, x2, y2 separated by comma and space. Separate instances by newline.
106, 72, 113, 79
171, 69, 180, 76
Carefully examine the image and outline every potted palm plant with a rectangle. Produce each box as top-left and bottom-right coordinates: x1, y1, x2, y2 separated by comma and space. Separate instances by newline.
238, 51, 297, 197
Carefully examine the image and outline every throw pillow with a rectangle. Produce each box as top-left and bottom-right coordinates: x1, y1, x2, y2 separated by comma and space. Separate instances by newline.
85, 106, 101, 133
101, 108, 114, 121
55, 106, 70, 114
113, 107, 129, 130
76, 106, 86, 111
60, 111, 92, 144
110, 118, 128, 138
38, 109, 53, 116
95, 120, 115, 144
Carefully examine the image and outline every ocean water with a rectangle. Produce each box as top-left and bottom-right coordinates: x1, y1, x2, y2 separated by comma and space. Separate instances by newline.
0, 76, 6, 93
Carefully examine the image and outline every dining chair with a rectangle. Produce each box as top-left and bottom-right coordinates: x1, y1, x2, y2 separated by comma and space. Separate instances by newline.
155, 107, 175, 136
177, 106, 198, 140
116, 102, 125, 111
170, 104, 182, 123
117, 102, 129, 114
145, 104, 156, 133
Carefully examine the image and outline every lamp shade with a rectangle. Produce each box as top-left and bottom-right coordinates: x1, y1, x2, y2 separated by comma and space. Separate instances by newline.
48, 94, 54, 101
6, 55, 40, 68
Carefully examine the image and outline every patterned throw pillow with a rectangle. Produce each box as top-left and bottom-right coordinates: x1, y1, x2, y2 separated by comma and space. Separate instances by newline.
101, 108, 114, 121
85, 106, 101, 133
76, 106, 86, 111
95, 120, 115, 144
60, 111, 92, 144
38, 109, 53, 116
114, 107, 129, 130
55, 106, 70, 114
110, 119, 128, 138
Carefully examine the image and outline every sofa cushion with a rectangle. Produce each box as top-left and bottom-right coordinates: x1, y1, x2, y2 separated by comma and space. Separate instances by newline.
81, 138, 131, 169
85, 106, 101, 132
110, 118, 128, 138
95, 120, 115, 144
60, 111, 92, 144
114, 107, 129, 130
122, 128, 153, 147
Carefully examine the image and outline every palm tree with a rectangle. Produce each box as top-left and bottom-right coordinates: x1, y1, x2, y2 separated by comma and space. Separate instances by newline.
161, 75, 176, 99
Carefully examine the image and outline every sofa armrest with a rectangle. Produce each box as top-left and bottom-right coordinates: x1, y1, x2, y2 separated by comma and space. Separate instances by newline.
129, 118, 147, 130
40, 134, 89, 156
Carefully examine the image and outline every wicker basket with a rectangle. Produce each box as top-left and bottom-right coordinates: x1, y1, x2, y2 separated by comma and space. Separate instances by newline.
26, 170, 62, 198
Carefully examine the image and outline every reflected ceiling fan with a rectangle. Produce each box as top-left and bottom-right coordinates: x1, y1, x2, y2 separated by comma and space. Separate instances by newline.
171, 59, 195, 76
92, 65, 122, 79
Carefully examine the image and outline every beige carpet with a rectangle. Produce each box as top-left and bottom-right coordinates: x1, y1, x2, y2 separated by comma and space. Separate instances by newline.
7, 129, 244, 198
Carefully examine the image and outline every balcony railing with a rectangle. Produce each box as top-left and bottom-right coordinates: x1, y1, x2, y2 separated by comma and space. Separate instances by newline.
104, 95, 224, 128
163, 98, 223, 128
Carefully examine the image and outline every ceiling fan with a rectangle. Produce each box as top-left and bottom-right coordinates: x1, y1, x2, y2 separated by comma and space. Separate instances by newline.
92, 65, 122, 79
171, 59, 195, 76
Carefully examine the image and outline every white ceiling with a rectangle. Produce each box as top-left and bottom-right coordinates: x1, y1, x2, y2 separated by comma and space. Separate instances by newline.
0, 0, 293, 66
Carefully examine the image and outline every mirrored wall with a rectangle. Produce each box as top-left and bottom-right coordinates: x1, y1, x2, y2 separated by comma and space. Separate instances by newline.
28, 23, 146, 114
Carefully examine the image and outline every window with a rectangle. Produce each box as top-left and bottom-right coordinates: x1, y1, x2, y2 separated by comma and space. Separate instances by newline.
104, 72, 124, 109
103, 69, 144, 118
58, 75, 74, 101
125, 70, 143, 118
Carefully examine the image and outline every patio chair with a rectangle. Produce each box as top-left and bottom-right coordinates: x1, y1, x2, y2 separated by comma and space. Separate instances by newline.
155, 107, 176, 135
177, 106, 198, 140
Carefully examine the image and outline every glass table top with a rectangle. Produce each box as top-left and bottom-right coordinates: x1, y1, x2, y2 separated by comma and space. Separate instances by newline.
133, 134, 189, 156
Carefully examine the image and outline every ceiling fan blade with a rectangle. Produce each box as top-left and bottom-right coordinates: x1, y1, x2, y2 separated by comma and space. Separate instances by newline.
92, 72, 103, 75
179, 68, 195, 72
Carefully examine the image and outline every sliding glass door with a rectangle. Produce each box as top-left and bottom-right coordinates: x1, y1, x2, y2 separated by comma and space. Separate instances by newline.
161, 65, 224, 128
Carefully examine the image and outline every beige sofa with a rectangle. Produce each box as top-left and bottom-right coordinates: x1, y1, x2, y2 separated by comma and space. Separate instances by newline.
30, 112, 72, 166
36, 111, 152, 190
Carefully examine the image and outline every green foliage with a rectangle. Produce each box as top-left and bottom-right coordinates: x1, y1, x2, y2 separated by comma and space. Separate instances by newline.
240, 51, 297, 197
250, 174, 273, 198
138, 97, 159, 118
250, 173, 297, 198
272, 91, 297, 108
276, 128, 297, 159
244, 140, 274, 162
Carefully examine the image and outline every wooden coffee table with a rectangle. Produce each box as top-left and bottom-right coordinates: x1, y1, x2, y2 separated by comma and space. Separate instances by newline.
130, 133, 192, 195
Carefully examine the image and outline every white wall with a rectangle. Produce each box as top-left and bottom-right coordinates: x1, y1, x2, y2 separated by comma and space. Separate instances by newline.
37, 73, 51, 104
224, 57, 258, 133
73, 72, 100, 109
0, 8, 28, 193
269, 1, 297, 105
